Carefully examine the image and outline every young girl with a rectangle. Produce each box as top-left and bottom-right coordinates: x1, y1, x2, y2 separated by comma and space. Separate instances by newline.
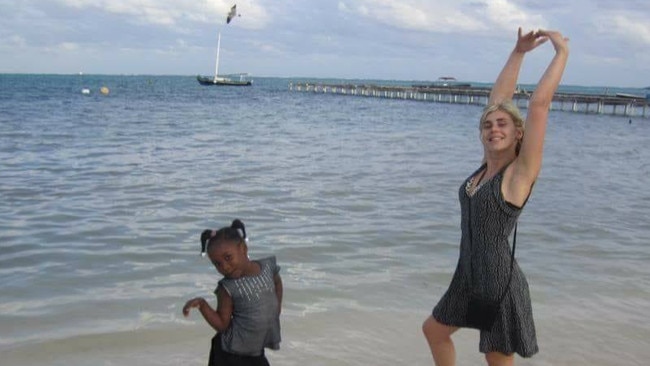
183, 219, 283, 366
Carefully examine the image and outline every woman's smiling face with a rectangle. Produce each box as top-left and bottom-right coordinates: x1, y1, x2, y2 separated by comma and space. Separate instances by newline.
480, 109, 522, 153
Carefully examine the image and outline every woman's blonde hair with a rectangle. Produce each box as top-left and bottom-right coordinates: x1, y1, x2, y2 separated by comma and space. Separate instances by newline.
479, 100, 525, 155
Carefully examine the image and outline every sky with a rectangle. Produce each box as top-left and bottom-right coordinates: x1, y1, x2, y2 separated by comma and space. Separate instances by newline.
1, 0, 649, 87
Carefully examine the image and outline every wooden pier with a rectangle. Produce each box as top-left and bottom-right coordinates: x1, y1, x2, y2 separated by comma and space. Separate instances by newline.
288, 82, 650, 118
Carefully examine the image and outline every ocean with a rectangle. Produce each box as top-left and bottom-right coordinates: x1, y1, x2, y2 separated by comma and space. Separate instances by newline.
1, 74, 649, 366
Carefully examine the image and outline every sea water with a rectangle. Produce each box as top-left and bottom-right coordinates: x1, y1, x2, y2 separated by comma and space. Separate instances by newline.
1, 74, 649, 366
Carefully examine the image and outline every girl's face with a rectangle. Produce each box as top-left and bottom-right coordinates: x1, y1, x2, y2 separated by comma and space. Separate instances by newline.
480, 110, 522, 153
207, 240, 249, 279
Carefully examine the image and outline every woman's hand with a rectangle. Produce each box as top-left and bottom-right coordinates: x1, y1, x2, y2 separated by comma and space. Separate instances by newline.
537, 29, 569, 55
515, 27, 547, 53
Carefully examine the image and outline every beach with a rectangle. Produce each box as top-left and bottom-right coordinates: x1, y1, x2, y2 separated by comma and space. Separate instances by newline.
1, 74, 649, 365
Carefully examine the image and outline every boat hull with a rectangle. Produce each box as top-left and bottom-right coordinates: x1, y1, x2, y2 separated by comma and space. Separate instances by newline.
197, 75, 252, 86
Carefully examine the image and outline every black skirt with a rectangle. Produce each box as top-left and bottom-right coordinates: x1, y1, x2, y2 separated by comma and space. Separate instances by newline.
208, 333, 270, 366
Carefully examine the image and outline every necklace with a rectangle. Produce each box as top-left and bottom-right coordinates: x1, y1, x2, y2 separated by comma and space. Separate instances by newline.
466, 168, 487, 196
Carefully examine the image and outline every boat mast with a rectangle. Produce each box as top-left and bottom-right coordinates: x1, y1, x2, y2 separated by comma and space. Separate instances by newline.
214, 30, 221, 83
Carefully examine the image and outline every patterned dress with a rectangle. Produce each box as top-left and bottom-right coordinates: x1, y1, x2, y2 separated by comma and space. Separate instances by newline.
432, 164, 538, 357
217, 256, 281, 356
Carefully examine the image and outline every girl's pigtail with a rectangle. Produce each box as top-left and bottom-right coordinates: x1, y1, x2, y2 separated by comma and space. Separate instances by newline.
200, 229, 213, 257
231, 219, 247, 242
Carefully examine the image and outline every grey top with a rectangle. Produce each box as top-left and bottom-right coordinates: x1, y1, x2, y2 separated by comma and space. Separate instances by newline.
432, 164, 538, 357
217, 256, 281, 356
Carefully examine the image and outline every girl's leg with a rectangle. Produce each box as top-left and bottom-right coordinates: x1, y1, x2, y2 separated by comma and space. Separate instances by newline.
422, 315, 458, 366
485, 351, 514, 366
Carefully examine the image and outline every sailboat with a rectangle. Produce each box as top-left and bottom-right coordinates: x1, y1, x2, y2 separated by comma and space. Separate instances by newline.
197, 4, 252, 86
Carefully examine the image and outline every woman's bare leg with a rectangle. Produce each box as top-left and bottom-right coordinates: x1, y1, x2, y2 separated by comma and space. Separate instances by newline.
485, 351, 514, 366
422, 315, 458, 366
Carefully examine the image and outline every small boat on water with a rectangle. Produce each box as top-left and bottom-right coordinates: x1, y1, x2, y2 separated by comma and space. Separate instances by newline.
197, 4, 252, 87
615, 93, 645, 99
197, 74, 252, 86
413, 76, 472, 89
434, 76, 471, 87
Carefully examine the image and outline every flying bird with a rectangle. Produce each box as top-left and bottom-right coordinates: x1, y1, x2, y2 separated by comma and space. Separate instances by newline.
226, 4, 237, 24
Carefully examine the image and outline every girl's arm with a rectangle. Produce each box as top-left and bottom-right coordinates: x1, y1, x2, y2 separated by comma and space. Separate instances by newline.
182, 285, 233, 332
489, 28, 547, 105
507, 30, 569, 205
274, 273, 283, 314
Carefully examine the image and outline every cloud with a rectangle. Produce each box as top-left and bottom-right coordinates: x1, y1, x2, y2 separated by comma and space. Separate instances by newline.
58, 42, 81, 51
53, 0, 270, 28
5, 35, 27, 48
337, 0, 547, 34
57, 0, 182, 26
480, 0, 547, 30
1, 0, 648, 85
338, 0, 485, 32
610, 13, 650, 45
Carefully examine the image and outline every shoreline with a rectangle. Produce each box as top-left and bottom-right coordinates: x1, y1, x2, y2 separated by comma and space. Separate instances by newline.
4, 306, 649, 366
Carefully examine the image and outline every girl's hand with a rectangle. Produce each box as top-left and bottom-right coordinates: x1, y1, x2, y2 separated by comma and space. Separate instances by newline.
182, 297, 205, 316
537, 29, 569, 54
515, 27, 547, 53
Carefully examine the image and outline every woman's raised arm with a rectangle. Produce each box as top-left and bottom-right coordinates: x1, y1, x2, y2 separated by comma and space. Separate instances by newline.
516, 30, 569, 182
488, 28, 548, 105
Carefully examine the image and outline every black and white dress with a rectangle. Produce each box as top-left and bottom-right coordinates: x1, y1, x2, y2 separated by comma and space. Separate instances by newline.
217, 256, 281, 356
432, 164, 538, 357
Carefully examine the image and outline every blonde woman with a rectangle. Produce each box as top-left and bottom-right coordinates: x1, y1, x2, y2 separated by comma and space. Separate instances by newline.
422, 28, 569, 366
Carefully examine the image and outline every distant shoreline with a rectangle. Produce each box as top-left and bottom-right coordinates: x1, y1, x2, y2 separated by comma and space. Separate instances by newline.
0, 73, 648, 91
